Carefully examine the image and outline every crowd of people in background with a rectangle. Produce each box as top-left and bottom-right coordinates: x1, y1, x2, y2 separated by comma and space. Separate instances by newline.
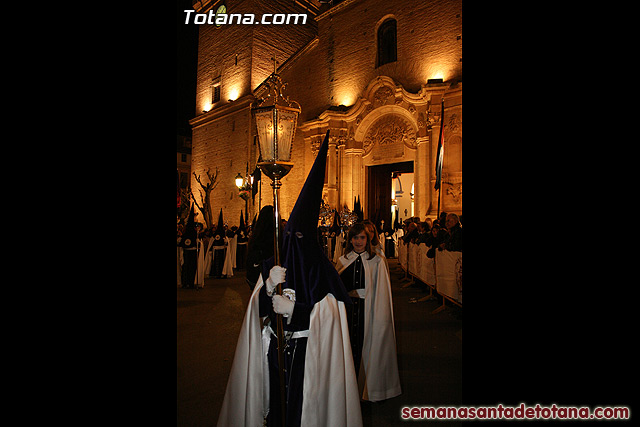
398, 211, 462, 255
177, 206, 462, 290
316, 210, 462, 264
176, 209, 252, 289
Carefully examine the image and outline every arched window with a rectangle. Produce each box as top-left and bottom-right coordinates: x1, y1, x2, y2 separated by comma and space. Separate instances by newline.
377, 19, 397, 67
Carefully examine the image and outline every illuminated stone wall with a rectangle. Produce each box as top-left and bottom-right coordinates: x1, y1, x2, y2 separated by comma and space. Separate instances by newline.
189, 0, 462, 227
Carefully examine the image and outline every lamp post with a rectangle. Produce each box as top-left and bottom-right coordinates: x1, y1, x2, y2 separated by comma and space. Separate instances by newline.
252, 62, 300, 427
234, 172, 244, 189
236, 166, 252, 220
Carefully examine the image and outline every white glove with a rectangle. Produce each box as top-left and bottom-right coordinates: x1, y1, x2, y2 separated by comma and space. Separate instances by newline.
265, 266, 286, 295
272, 295, 295, 317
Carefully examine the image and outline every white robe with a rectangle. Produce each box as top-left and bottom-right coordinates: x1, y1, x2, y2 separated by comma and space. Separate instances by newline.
203, 238, 214, 277
195, 238, 206, 288
222, 237, 234, 277
230, 235, 238, 268
336, 251, 402, 402
217, 275, 363, 427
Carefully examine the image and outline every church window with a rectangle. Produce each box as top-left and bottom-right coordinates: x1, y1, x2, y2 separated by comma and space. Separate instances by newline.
211, 75, 222, 104
377, 19, 397, 67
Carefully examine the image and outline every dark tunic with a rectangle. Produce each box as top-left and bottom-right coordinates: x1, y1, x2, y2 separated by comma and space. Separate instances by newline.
181, 247, 197, 288
178, 227, 197, 288
384, 233, 396, 258
339, 252, 366, 376
236, 231, 248, 270
209, 234, 226, 278
258, 262, 312, 427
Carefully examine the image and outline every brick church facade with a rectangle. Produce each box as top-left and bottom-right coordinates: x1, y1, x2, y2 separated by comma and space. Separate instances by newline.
188, 0, 462, 227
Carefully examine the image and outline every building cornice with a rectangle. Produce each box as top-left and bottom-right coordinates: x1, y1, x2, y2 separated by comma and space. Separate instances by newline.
189, 94, 255, 129
315, 0, 362, 21
277, 36, 319, 76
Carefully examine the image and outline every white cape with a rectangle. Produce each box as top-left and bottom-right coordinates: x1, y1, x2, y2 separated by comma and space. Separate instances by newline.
222, 237, 234, 277
230, 235, 238, 268
203, 237, 215, 277
195, 238, 206, 288
336, 251, 402, 402
217, 275, 362, 427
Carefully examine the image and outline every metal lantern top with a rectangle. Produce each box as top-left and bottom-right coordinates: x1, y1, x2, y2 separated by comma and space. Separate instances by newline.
253, 73, 301, 180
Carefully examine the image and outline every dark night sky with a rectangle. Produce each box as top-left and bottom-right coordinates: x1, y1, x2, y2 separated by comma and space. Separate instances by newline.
177, 0, 199, 137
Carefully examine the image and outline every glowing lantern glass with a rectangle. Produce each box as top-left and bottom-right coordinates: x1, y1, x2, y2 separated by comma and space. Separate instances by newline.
253, 74, 300, 180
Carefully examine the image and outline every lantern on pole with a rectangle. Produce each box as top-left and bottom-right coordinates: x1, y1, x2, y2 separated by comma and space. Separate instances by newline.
252, 57, 300, 427
253, 68, 301, 266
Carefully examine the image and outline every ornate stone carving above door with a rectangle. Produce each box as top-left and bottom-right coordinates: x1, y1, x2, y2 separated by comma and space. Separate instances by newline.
373, 85, 394, 105
363, 114, 417, 160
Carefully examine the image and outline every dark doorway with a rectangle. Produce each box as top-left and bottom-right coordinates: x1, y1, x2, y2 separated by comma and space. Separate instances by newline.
367, 161, 413, 230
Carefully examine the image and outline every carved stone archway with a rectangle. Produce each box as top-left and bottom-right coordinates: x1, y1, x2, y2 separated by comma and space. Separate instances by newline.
299, 76, 458, 219
356, 105, 418, 166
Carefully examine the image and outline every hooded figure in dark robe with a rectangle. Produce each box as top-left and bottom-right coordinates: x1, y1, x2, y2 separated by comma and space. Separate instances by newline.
383, 216, 396, 258
217, 131, 363, 427
245, 205, 276, 291
235, 211, 249, 270
209, 209, 226, 278
178, 205, 198, 288
327, 210, 341, 261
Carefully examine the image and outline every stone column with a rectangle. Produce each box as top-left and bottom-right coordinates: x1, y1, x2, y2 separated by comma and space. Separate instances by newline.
343, 147, 364, 210
337, 140, 345, 209
327, 137, 338, 208
429, 122, 441, 215
414, 135, 429, 219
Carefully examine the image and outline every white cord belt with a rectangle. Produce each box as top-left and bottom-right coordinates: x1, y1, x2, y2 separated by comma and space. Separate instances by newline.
267, 325, 309, 339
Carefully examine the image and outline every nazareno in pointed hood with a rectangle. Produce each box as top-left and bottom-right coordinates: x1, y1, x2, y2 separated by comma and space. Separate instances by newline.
277, 130, 351, 307
179, 204, 197, 248
212, 208, 226, 246
328, 209, 341, 236
237, 210, 248, 242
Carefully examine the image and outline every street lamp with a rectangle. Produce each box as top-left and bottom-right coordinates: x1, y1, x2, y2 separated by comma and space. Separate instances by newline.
252, 66, 300, 427
253, 77, 300, 182
234, 172, 244, 189
253, 72, 301, 264
236, 167, 252, 221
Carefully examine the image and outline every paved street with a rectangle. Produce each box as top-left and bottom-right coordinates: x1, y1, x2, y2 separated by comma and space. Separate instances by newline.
177, 258, 462, 426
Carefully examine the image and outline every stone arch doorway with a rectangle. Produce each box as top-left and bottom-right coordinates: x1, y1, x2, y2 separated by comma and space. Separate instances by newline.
366, 161, 413, 230
298, 75, 444, 219
357, 106, 419, 227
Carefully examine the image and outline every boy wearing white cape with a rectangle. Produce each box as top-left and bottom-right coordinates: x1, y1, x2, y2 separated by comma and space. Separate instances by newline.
336, 223, 402, 402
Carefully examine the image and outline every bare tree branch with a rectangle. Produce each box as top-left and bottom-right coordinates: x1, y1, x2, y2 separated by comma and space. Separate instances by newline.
190, 167, 219, 229
191, 190, 203, 212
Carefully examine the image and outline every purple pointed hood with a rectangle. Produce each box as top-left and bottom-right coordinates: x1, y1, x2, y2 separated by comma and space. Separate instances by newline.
278, 130, 351, 306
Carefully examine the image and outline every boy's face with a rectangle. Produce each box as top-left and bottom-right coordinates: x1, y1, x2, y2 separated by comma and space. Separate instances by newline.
351, 231, 367, 253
